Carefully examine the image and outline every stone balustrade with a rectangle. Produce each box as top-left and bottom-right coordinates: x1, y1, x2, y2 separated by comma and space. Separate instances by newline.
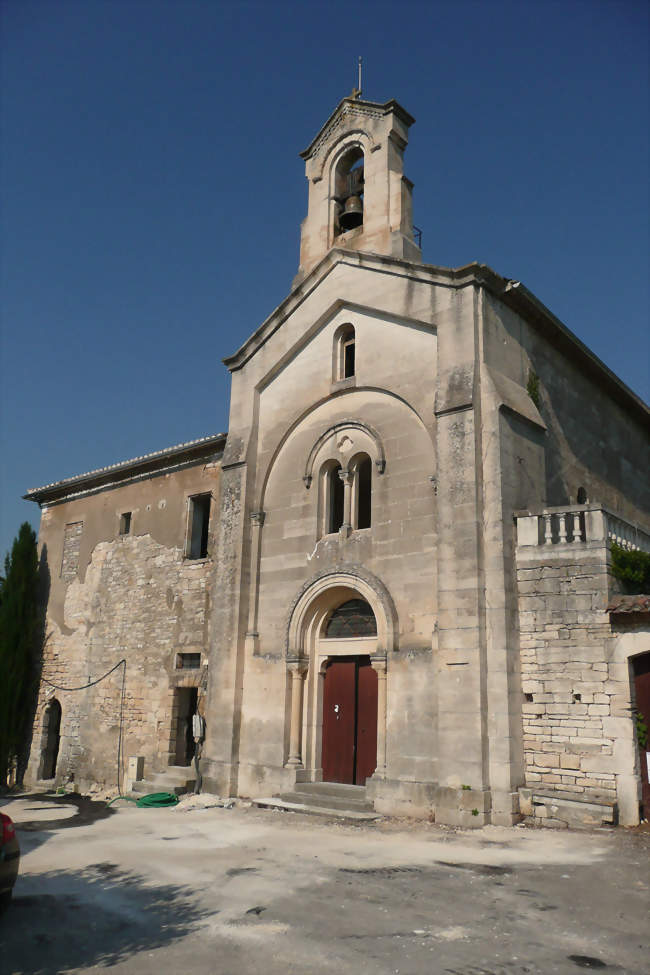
515, 504, 650, 553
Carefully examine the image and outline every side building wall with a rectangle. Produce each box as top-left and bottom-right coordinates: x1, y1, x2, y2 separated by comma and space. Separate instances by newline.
515, 507, 649, 827
25, 458, 221, 792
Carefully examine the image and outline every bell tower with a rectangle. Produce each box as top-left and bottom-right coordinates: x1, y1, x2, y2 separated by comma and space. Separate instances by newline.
294, 96, 422, 286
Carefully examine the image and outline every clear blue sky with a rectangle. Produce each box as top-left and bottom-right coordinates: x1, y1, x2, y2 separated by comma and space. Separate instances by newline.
2, 0, 648, 561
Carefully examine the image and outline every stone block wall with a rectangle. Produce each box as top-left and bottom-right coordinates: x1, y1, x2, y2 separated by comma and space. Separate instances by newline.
515, 507, 648, 825
517, 543, 616, 803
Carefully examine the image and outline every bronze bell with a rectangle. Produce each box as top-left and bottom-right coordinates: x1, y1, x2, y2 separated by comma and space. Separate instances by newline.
339, 194, 363, 231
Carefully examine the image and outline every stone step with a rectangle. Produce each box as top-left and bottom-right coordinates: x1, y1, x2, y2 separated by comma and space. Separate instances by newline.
295, 782, 368, 800
253, 796, 380, 822
131, 773, 195, 797
276, 789, 375, 812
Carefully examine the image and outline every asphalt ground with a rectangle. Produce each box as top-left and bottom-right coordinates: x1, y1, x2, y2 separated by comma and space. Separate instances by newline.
0, 791, 648, 975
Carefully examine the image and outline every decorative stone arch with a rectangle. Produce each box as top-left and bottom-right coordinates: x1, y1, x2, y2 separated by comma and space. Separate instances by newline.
283, 567, 395, 781
302, 420, 386, 489
286, 566, 397, 657
311, 129, 379, 184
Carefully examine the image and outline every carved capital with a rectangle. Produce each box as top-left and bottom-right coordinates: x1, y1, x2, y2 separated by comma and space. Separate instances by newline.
287, 656, 308, 677
370, 654, 387, 675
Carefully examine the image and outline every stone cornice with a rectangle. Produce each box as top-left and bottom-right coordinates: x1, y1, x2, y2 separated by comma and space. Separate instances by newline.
299, 97, 415, 161
222, 249, 648, 426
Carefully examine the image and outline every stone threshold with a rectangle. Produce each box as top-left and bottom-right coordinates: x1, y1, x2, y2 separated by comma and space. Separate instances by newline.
253, 797, 380, 821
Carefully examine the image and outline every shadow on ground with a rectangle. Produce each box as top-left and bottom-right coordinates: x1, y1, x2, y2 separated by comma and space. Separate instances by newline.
6, 791, 116, 832
0, 861, 208, 975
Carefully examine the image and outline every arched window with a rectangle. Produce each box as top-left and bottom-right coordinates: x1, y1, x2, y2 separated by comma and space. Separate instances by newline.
352, 453, 372, 529
577, 486, 588, 504
325, 598, 377, 637
321, 461, 344, 535
334, 146, 364, 236
333, 323, 355, 381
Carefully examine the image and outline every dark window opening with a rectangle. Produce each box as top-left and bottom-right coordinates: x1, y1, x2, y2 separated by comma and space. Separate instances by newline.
119, 512, 132, 535
326, 599, 377, 638
525, 693, 534, 703
577, 487, 588, 504
356, 456, 372, 529
328, 464, 344, 534
343, 339, 355, 378
187, 494, 211, 559
177, 652, 201, 670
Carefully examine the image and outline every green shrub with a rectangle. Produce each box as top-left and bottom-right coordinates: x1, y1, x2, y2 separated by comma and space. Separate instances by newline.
610, 543, 650, 594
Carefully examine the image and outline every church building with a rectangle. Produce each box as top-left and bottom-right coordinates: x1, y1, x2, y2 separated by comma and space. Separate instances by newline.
24, 94, 650, 828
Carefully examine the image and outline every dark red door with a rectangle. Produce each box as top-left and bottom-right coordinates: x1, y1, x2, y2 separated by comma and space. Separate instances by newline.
322, 657, 378, 785
633, 653, 650, 819
356, 661, 378, 785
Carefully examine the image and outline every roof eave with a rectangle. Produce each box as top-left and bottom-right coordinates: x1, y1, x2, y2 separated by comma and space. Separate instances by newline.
24, 433, 227, 506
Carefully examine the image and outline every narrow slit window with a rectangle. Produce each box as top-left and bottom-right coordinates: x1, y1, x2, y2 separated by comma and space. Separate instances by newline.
187, 494, 211, 559
329, 465, 344, 534
119, 512, 132, 535
343, 338, 355, 378
355, 456, 372, 529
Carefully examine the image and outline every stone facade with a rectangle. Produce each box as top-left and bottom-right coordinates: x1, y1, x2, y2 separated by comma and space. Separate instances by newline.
24, 96, 650, 827
24, 437, 224, 793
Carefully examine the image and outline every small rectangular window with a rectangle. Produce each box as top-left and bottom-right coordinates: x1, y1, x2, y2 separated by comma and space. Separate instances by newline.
176, 652, 201, 670
119, 512, 132, 535
187, 494, 211, 559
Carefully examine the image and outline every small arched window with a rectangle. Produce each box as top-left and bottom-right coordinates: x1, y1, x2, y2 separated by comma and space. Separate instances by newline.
333, 324, 355, 381
577, 486, 588, 504
321, 461, 344, 535
352, 453, 372, 529
325, 598, 377, 637
334, 146, 364, 236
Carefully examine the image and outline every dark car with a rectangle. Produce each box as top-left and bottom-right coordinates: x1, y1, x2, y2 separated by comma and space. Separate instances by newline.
0, 811, 20, 908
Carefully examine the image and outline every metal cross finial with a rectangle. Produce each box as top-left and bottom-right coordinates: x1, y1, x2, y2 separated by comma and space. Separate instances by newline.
351, 57, 363, 100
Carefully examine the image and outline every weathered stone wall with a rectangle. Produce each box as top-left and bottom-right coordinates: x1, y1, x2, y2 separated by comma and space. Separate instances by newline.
26, 458, 220, 791
515, 518, 646, 825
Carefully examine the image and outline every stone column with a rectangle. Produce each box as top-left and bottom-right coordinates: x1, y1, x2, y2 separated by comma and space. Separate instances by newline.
371, 656, 387, 777
339, 468, 352, 537
244, 511, 265, 653
285, 659, 308, 768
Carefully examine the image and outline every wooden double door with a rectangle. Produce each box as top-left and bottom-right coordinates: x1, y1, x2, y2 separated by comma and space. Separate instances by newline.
322, 656, 378, 785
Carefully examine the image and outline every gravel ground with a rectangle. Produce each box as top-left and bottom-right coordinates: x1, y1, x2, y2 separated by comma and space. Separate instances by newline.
1, 790, 648, 975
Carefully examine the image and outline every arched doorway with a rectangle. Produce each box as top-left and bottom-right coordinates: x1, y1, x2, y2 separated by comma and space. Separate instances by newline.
321, 600, 378, 785
40, 699, 61, 780
632, 652, 650, 820
285, 570, 395, 785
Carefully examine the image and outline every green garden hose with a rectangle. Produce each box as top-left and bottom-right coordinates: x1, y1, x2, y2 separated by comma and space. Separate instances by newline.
108, 792, 179, 807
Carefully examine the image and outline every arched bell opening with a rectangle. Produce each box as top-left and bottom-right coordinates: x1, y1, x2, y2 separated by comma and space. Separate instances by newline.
333, 146, 364, 235
39, 698, 62, 780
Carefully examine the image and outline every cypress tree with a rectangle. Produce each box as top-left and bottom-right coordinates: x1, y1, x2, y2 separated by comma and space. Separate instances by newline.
0, 522, 40, 787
